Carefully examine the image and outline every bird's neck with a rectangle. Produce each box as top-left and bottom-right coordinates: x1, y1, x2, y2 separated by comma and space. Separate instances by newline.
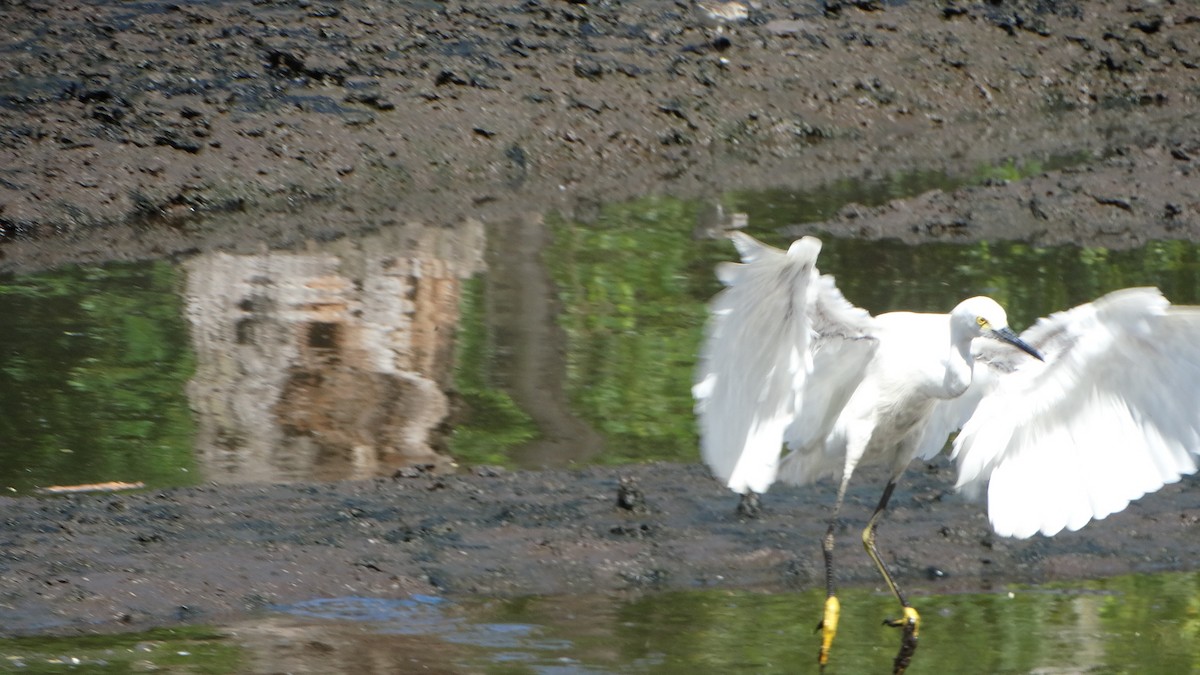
941, 329, 976, 399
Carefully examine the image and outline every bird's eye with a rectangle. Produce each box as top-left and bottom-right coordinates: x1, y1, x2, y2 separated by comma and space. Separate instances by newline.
976, 316, 989, 328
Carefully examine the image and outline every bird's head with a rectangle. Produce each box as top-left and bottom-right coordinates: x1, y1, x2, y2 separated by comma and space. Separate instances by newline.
953, 296, 1044, 361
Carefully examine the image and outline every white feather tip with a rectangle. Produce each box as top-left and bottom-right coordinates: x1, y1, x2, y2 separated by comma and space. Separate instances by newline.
787, 236, 822, 260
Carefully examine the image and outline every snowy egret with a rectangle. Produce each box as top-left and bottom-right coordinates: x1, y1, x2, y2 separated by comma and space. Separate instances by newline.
693, 233, 1200, 674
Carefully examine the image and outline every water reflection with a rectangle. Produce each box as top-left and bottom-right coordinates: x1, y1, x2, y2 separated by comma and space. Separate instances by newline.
0, 262, 194, 493
185, 221, 485, 483
0, 219, 484, 491
228, 597, 482, 674
4, 194, 1200, 488
222, 572, 1200, 672
3, 572, 1196, 672
2, 571, 1190, 672
456, 214, 606, 470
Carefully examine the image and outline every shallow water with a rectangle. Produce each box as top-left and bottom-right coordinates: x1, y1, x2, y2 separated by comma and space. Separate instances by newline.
0, 262, 195, 493
3, 571, 1198, 673
3, 190, 1200, 490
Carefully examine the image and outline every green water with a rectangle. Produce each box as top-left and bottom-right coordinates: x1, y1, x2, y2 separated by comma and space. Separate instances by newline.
449, 275, 539, 467
447, 572, 1200, 673
2, 200, 1199, 488
13, 571, 1190, 673
0, 262, 195, 493
0, 626, 240, 673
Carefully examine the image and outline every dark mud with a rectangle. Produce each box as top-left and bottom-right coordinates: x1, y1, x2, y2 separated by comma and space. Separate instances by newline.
3, 0, 1199, 271
2, 462, 1197, 637
1, 0, 1200, 638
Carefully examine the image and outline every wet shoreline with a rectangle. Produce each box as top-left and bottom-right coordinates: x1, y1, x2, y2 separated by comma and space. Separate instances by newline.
1, 461, 1197, 637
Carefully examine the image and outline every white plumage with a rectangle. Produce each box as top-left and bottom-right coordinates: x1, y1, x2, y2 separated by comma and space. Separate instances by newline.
694, 232, 1200, 538
693, 232, 1200, 672
954, 288, 1200, 537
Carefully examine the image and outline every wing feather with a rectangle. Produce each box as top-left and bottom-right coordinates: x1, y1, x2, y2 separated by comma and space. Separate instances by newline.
694, 233, 876, 493
778, 274, 877, 484
953, 288, 1200, 538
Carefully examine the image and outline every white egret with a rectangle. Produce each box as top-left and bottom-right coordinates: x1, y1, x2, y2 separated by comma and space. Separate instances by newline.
693, 232, 1200, 674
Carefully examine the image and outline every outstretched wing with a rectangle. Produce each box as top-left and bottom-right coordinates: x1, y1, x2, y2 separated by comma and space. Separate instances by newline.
694, 233, 876, 494
953, 287, 1200, 538
777, 273, 878, 485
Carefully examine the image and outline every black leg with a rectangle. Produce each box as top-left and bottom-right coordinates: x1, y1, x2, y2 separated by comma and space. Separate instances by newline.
816, 475, 852, 671
862, 479, 919, 675
817, 520, 840, 671
736, 491, 762, 518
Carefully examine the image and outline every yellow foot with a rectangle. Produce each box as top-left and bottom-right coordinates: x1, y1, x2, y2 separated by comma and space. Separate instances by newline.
816, 595, 840, 669
884, 606, 919, 675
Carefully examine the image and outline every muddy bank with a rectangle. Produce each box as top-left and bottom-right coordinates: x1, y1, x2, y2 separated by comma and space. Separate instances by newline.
1, 0, 1200, 640
1, 462, 1197, 637
1, 1, 1198, 272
